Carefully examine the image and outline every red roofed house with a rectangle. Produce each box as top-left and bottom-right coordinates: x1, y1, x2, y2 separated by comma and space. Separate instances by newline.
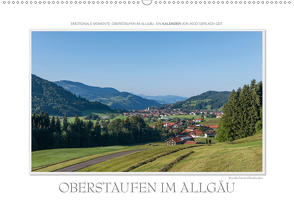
216, 115, 222, 118
187, 125, 197, 130
184, 129, 193, 133
207, 125, 219, 129
166, 123, 176, 129
190, 129, 203, 138
165, 137, 183, 146
165, 135, 194, 145
194, 118, 202, 122
178, 135, 194, 141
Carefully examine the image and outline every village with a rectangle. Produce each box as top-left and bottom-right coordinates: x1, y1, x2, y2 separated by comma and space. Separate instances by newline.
122, 107, 223, 120
122, 108, 223, 146
160, 121, 220, 146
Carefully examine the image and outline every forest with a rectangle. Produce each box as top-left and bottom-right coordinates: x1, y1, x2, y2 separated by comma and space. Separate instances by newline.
31, 113, 161, 151
217, 79, 263, 142
32, 75, 112, 116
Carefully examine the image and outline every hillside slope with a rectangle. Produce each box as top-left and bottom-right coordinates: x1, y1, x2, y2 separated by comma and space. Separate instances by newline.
32, 75, 112, 116
159, 91, 231, 111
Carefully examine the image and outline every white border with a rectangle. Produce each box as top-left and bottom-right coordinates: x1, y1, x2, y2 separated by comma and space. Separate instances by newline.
30, 29, 266, 176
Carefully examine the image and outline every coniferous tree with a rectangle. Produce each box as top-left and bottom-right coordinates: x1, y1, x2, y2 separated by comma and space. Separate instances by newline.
63, 114, 68, 131
93, 120, 101, 146
50, 116, 56, 133
43, 112, 50, 128
239, 84, 251, 138
221, 90, 238, 141
55, 116, 61, 134
235, 87, 243, 139
248, 79, 259, 135
32, 135, 39, 151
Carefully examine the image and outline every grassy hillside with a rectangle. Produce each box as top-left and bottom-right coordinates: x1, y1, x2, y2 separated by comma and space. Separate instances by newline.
168, 132, 262, 172
32, 131, 262, 172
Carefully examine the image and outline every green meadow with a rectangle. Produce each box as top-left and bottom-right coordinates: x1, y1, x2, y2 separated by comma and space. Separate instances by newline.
171, 114, 201, 119
200, 118, 221, 125
50, 109, 129, 124
32, 131, 262, 173
32, 146, 129, 169
80, 109, 114, 116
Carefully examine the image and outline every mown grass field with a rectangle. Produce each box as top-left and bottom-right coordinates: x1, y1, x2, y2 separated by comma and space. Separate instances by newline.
32, 146, 129, 168
200, 118, 221, 125
168, 132, 262, 172
32, 131, 262, 173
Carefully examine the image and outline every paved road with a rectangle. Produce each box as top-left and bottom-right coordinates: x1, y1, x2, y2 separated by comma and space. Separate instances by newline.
53, 149, 144, 172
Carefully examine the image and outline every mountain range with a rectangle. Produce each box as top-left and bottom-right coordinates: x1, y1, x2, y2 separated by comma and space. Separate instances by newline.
32, 75, 231, 115
54, 80, 161, 110
134, 94, 188, 104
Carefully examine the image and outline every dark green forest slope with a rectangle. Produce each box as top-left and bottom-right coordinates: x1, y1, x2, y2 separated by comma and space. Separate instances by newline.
158, 91, 231, 111
32, 75, 112, 116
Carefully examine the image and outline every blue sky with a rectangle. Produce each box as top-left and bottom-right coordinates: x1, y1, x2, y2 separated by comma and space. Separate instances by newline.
32, 31, 263, 97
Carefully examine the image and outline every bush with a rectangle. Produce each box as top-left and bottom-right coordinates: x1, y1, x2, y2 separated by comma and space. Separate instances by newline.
85, 114, 99, 120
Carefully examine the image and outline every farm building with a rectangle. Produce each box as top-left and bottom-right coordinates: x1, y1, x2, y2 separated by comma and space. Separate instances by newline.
190, 129, 203, 138
165, 135, 195, 145
165, 137, 184, 146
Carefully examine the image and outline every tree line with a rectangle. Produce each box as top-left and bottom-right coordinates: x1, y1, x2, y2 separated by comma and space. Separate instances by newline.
31, 112, 161, 151
217, 79, 262, 142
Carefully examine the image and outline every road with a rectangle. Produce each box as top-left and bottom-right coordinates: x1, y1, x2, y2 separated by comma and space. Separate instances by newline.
53, 149, 144, 172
